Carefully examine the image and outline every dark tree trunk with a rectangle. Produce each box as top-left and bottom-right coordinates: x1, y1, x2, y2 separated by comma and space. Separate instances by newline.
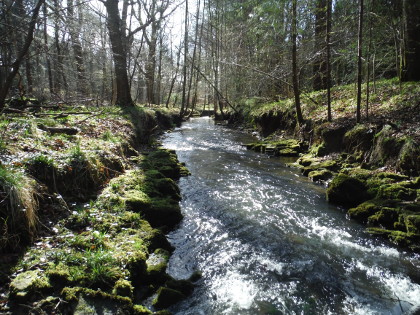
313, 0, 327, 91
292, 0, 304, 126
326, 0, 332, 122
401, 0, 420, 81
43, 3, 54, 95
103, 0, 134, 107
356, 0, 364, 123
67, 0, 87, 96
180, 0, 189, 116
0, 0, 45, 110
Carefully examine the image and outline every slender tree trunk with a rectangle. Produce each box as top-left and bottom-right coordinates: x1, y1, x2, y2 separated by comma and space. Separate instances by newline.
292, 0, 304, 126
365, 0, 374, 121
326, 0, 332, 122
180, 0, 189, 116
401, 0, 420, 81
313, 0, 327, 91
25, 58, 33, 94
67, 0, 87, 96
103, 0, 134, 107
43, 3, 54, 96
0, 0, 45, 110
356, 0, 364, 123
166, 42, 182, 108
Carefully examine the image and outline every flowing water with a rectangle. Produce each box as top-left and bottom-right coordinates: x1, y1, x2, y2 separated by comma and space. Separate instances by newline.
161, 117, 420, 315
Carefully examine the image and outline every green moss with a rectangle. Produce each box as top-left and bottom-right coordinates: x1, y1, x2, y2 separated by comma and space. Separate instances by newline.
112, 279, 134, 298
46, 262, 71, 285
310, 142, 328, 157
9, 270, 51, 302
377, 183, 417, 201
308, 169, 333, 182
343, 124, 374, 154
297, 155, 317, 167
405, 215, 420, 234
367, 207, 400, 229
152, 287, 186, 309
133, 304, 153, 314
326, 174, 370, 207
397, 137, 420, 176
348, 200, 383, 222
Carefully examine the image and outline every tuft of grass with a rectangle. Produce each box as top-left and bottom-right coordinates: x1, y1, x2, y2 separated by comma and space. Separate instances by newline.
0, 164, 38, 251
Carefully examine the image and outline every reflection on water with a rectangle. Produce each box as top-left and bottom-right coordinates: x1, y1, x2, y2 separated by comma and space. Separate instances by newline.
162, 117, 420, 315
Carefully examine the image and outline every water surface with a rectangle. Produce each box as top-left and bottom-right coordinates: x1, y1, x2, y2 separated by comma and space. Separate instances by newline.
162, 117, 420, 315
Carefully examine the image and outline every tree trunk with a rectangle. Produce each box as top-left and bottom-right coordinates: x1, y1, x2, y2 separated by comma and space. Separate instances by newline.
180, 0, 189, 116
401, 0, 420, 81
67, 0, 87, 96
292, 0, 304, 126
326, 0, 332, 122
356, 0, 364, 123
313, 0, 327, 91
103, 0, 134, 107
43, 3, 54, 96
0, 0, 45, 110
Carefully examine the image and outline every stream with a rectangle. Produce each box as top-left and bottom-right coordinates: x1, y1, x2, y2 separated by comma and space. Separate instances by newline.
161, 117, 420, 315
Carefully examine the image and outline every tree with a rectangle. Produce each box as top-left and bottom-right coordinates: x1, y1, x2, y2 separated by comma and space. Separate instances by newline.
326, 0, 332, 122
102, 0, 134, 106
401, 0, 420, 81
313, 0, 327, 91
292, 0, 304, 125
356, 0, 364, 123
0, 0, 45, 110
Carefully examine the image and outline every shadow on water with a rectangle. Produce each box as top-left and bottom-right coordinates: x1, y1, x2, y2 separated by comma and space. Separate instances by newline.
162, 117, 420, 315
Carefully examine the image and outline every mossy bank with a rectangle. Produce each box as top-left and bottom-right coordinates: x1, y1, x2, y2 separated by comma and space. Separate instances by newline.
237, 79, 420, 252
0, 105, 196, 314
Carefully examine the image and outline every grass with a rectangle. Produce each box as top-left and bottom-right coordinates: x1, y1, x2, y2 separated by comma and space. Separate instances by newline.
0, 164, 38, 251
236, 78, 420, 125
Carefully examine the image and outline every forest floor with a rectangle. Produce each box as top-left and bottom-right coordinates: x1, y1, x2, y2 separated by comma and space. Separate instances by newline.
238, 77, 420, 141
0, 105, 194, 314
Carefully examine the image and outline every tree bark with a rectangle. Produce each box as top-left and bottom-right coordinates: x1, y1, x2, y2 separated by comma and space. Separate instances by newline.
401, 0, 420, 81
103, 0, 134, 107
0, 0, 45, 110
326, 0, 332, 122
356, 0, 364, 123
180, 0, 189, 116
313, 0, 327, 91
292, 0, 304, 126
67, 0, 87, 96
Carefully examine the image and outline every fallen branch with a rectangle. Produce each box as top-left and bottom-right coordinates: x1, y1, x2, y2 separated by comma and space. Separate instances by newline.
75, 110, 105, 124
37, 124, 79, 135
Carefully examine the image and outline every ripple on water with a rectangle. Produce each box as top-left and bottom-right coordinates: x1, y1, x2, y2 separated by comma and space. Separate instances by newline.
162, 118, 420, 315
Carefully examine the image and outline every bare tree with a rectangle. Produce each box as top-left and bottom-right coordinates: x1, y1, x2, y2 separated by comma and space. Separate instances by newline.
292, 0, 304, 126
356, 0, 364, 123
0, 0, 45, 110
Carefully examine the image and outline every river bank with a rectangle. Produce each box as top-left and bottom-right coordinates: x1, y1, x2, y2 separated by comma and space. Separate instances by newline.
227, 78, 420, 253
0, 105, 195, 314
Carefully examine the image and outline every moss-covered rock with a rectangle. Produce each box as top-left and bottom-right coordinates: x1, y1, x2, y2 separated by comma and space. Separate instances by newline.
326, 174, 370, 207
367, 228, 420, 251
9, 270, 51, 302
146, 249, 170, 284
308, 169, 333, 182
405, 215, 420, 234
152, 287, 186, 309
348, 200, 383, 223
370, 125, 406, 168
397, 137, 420, 176
377, 183, 417, 201
343, 124, 375, 156
112, 279, 134, 298
367, 207, 400, 229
